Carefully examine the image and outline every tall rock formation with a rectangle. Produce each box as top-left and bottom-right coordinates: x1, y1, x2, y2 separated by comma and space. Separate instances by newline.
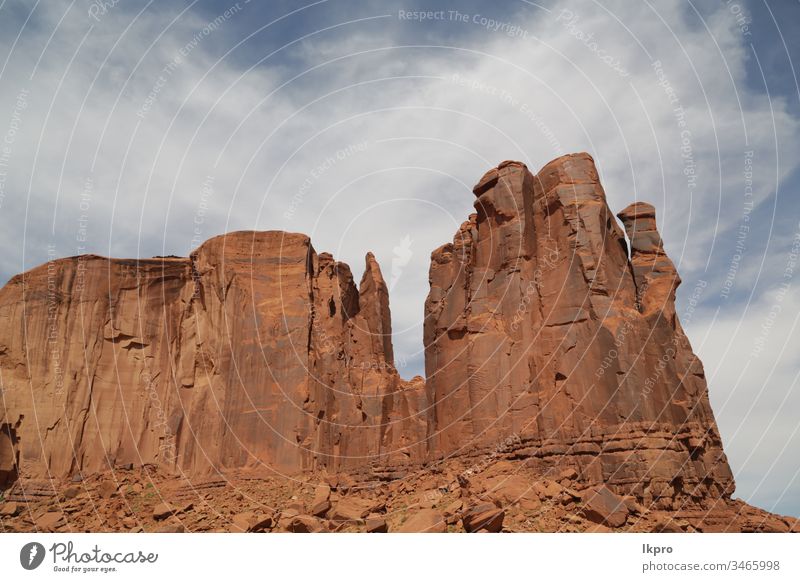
0, 231, 407, 479
0, 154, 737, 515
423, 154, 733, 506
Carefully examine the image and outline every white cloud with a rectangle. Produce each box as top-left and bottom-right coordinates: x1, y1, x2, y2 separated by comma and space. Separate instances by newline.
687, 285, 800, 516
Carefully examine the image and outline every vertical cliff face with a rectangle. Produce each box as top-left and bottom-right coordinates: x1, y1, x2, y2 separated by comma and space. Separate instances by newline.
423, 153, 734, 505
0, 231, 405, 479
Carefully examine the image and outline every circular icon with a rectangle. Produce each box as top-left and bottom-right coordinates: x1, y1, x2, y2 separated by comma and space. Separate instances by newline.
19, 542, 46, 570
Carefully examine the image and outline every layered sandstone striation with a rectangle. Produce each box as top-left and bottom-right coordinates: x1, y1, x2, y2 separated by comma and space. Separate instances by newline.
0, 153, 780, 531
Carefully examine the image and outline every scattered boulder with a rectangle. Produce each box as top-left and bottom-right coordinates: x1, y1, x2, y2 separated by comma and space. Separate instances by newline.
462, 503, 505, 533
622, 496, 646, 515
311, 499, 331, 517
35, 511, 65, 531
329, 497, 372, 523
533, 480, 563, 500
418, 490, 441, 509
397, 509, 446, 533
231, 513, 253, 532
557, 468, 578, 482
578, 486, 629, 528
97, 480, 118, 499
152, 501, 192, 519
312, 483, 331, 505
651, 516, 685, 533
62, 485, 82, 500
232, 511, 273, 533
0, 501, 19, 517
275, 509, 302, 531
565, 514, 583, 525
256, 516, 274, 532
334, 473, 355, 492
443, 499, 463, 517
483, 461, 517, 477
152, 503, 174, 521
310, 483, 332, 516
286, 501, 305, 514
484, 475, 540, 510
365, 515, 387, 533
287, 514, 324, 533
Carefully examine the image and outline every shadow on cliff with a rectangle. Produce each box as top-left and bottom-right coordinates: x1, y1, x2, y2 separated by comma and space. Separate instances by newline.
0, 420, 20, 490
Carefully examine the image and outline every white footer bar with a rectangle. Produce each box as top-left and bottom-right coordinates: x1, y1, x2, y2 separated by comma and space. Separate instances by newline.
2, 533, 797, 581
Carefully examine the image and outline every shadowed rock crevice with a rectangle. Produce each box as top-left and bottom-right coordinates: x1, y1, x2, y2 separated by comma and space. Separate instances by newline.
0, 419, 21, 488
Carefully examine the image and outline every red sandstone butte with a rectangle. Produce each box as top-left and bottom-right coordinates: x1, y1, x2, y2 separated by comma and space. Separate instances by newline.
423, 154, 733, 504
0, 153, 793, 533
0, 231, 410, 478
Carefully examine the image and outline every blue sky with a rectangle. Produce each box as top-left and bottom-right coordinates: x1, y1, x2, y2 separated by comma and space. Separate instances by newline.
0, 0, 798, 517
